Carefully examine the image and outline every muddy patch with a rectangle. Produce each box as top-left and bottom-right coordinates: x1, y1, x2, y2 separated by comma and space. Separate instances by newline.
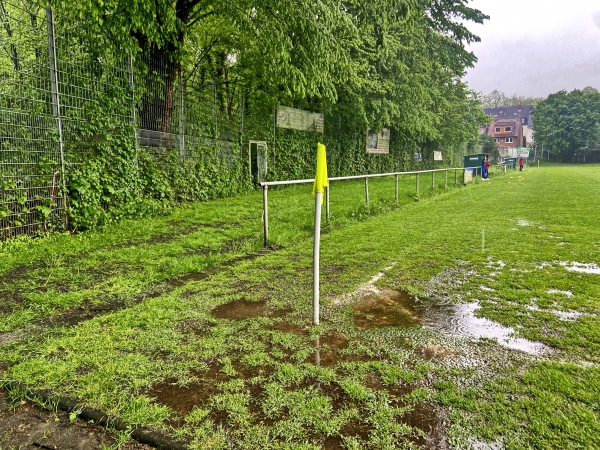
312, 331, 351, 366
402, 402, 450, 449
353, 289, 421, 329
0, 390, 151, 450
352, 288, 550, 355
212, 299, 269, 319
146, 365, 231, 422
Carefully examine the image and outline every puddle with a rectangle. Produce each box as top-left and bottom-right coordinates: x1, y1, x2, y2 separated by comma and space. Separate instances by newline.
526, 305, 582, 322
560, 261, 600, 274
352, 288, 550, 355
353, 289, 421, 329
212, 299, 268, 319
547, 289, 574, 297
402, 403, 449, 449
312, 331, 351, 366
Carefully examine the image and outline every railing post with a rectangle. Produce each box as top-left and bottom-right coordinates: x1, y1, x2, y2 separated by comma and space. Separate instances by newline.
431, 172, 435, 190
46, 5, 68, 228
416, 173, 419, 195
444, 170, 448, 189
455, 169, 457, 186
262, 184, 269, 247
325, 185, 330, 223
364, 177, 369, 207
395, 174, 399, 205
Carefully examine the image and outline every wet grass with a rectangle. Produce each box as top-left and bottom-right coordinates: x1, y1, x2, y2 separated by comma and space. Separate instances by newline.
1, 165, 600, 449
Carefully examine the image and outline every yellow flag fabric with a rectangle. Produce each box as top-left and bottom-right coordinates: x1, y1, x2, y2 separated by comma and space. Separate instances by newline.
313, 142, 328, 196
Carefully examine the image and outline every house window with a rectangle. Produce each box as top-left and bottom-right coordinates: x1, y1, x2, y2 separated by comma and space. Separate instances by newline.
505, 127, 511, 132
506, 137, 513, 143
495, 127, 501, 133
494, 138, 499, 143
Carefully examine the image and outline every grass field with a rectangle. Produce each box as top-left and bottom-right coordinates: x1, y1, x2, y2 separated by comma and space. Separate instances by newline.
1, 164, 599, 449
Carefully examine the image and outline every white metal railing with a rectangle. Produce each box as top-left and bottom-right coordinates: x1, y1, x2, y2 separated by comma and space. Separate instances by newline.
259, 167, 465, 246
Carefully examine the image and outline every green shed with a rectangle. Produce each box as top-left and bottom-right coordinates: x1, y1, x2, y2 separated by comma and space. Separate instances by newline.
504, 157, 516, 169
463, 153, 488, 177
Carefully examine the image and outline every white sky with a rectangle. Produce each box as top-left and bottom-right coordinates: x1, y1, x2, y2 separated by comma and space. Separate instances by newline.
463, 0, 600, 98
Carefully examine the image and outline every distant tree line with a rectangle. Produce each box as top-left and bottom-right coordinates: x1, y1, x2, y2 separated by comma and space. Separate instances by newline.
479, 90, 544, 108
532, 87, 600, 162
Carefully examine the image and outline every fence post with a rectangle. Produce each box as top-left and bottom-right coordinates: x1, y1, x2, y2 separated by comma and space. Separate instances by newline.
455, 169, 457, 186
364, 177, 369, 207
178, 69, 185, 159
395, 174, 399, 205
262, 185, 269, 247
325, 186, 330, 223
46, 5, 68, 228
416, 173, 419, 195
444, 170, 448, 189
212, 79, 217, 138
431, 172, 435, 190
128, 50, 139, 166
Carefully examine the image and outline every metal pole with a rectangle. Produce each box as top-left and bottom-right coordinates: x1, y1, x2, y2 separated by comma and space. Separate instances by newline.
325, 186, 330, 223
263, 185, 269, 247
313, 191, 322, 325
431, 172, 435, 190
395, 175, 398, 205
178, 69, 185, 159
454, 169, 457, 186
46, 5, 68, 228
364, 177, 369, 207
416, 173, 419, 195
212, 79, 217, 138
128, 50, 138, 149
444, 170, 448, 189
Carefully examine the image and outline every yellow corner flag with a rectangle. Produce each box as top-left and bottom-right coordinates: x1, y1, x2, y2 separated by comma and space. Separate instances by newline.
312, 142, 328, 198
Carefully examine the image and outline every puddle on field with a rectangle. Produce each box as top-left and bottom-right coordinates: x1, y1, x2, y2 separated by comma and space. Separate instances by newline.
560, 261, 600, 274
353, 288, 551, 355
311, 331, 352, 366
547, 289, 574, 297
526, 304, 583, 322
402, 402, 449, 449
516, 219, 532, 227
353, 289, 421, 329
212, 299, 268, 319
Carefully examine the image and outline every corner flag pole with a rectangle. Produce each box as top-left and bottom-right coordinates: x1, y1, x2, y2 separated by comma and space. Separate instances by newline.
312, 142, 328, 325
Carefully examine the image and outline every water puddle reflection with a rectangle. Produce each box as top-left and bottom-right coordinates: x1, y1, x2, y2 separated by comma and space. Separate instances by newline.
560, 261, 600, 274
353, 288, 551, 355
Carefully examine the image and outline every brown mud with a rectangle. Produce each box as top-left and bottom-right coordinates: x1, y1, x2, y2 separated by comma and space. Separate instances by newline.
0, 390, 152, 450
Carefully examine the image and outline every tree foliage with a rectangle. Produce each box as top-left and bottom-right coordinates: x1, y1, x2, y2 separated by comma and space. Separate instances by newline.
50, 0, 489, 139
532, 88, 600, 162
479, 90, 544, 108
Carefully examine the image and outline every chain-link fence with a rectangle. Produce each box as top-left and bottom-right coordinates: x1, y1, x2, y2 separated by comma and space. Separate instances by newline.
0, 2, 244, 240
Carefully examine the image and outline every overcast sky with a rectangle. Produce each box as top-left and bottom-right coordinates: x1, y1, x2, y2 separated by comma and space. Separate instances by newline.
463, 0, 600, 98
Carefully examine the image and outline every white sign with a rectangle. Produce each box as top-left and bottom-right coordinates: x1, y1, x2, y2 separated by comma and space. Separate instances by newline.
366, 128, 390, 154
276, 106, 324, 133
464, 168, 474, 184
433, 151, 443, 161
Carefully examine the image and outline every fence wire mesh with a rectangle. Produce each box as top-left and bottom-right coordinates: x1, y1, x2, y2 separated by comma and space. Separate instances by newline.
0, 2, 243, 240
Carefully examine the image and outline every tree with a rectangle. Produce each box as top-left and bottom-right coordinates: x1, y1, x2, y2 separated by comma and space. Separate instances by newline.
532, 88, 600, 162
479, 90, 544, 108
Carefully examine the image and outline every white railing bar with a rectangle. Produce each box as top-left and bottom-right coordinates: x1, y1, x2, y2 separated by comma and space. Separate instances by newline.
259, 167, 465, 187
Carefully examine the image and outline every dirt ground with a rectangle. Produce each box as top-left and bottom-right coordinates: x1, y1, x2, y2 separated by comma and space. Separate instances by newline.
0, 390, 153, 450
